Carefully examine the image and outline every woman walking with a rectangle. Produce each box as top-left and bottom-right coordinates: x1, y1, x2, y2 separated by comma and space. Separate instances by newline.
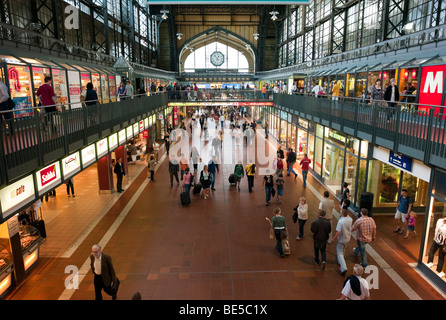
200, 165, 211, 199
295, 197, 308, 240
266, 207, 288, 258
233, 162, 244, 191
182, 167, 192, 194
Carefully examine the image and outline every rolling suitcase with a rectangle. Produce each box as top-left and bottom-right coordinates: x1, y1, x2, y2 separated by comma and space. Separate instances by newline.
228, 174, 236, 185
180, 190, 191, 206
282, 239, 290, 255
193, 183, 202, 195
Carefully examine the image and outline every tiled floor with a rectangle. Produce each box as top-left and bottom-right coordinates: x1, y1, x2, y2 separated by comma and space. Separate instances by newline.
3, 122, 446, 301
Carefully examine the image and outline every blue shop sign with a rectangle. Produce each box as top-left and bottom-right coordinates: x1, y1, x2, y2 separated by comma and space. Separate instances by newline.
389, 152, 412, 171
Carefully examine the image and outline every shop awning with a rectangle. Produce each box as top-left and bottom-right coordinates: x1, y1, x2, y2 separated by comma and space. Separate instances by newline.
420, 54, 446, 66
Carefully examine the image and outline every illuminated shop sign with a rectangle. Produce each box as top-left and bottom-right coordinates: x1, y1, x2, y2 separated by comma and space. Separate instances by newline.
144, 117, 149, 128
81, 144, 96, 168
109, 133, 118, 151
133, 123, 139, 135
0, 175, 35, 220
139, 120, 144, 131
96, 138, 108, 158
118, 129, 126, 145
418, 64, 445, 116
36, 162, 62, 195
62, 152, 81, 179
126, 126, 133, 139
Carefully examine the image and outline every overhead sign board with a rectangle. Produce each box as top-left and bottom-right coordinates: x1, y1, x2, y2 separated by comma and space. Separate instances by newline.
0, 175, 36, 220
36, 162, 62, 195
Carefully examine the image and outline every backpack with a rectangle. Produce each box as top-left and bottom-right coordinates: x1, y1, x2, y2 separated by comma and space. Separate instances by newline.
276, 158, 283, 170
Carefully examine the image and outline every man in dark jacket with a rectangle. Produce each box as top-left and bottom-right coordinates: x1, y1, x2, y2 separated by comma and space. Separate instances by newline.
311, 209, 331, 270
169, 155, 180, 187
90, 244, 118, 300
286, 148, 297, 178
114, 157, 125, 193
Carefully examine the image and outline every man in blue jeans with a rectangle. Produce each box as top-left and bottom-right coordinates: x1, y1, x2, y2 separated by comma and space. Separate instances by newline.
352, 208, 376, 268
208, 156, 219, 191
311, 209, 331, 270
263, 175, 274, 206
299, 154, 311, 188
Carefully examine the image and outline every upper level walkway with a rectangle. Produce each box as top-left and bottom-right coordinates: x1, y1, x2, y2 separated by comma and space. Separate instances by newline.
0, 89, 445, 222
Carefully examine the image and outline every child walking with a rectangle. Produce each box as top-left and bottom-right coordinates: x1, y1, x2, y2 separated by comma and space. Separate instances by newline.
404, 211, 416, 239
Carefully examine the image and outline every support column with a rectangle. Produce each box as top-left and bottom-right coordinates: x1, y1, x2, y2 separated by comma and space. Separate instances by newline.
97, 154, 114, 193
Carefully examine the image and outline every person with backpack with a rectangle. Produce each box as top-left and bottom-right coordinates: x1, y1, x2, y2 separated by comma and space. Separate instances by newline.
245, 162, 256, 193
273, 153, 284, 176
233, 162, 244, 191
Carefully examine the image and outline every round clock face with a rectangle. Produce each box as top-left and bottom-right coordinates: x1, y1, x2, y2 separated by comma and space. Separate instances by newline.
210, 51, 225, 67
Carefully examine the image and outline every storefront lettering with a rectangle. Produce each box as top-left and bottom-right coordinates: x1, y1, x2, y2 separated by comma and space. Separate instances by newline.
10, 185, 25, 199
40, 165, 57, 186
8, 67, 22, 92
422, 71, 443, 94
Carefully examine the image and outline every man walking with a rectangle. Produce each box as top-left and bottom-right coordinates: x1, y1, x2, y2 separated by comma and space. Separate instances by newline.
394, 189, 413, 235
245, 161, 256, 193
168, 156, 180, 187
90, 244, 118, 300
311, 210, 331, 270
114, 157, 125, 193
352, 208, 376, 268
286, 148, 297, 178
299, 154, 311, 187
319, 191, 335, 243
332, 209, 353, 276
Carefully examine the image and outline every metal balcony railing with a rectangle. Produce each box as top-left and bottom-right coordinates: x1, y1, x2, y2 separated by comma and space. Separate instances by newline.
273, 93, 446, 169
165, 89, 274, 101
0, 93, 168, 186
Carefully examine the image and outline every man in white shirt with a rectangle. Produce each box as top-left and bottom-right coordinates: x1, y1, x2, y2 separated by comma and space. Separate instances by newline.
338, 264, 370, 300
332, 209, 353, 276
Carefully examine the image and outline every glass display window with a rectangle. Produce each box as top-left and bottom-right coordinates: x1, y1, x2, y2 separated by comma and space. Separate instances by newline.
80, 72, 91, 91
307, 133, 315, 169
382, 68, 397, 88
323, 142, 344, 196
51, 69, 69, 105
91, 73, 101, 99
109, 76, 117, 100
100, 74, 109, 101
367, 70, 382, 93
31, 66, 51, 102
314, 136, 323, 176
422, 196, 446, 278
7, 64, 33, 118
279, 120, 287, 144
346, 73, 355, 97
344, 151, 358, 204
297, 128, 308, 159
398, 67, 418, 105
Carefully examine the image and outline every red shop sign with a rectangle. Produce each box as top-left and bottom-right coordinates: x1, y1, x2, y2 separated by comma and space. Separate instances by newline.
418, 64, 445, 116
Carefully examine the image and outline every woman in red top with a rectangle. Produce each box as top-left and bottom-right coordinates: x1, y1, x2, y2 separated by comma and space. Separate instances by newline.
299, 154, 311, 188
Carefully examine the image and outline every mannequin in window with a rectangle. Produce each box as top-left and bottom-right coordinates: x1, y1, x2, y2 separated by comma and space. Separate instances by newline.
427, 217, 446, 276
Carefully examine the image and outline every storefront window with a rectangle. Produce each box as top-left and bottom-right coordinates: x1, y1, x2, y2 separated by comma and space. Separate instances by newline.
308, 133, 315, 169
346, 73, 355, 97
100, 74, 109, 101
344, 151, 358, 203
356, 72, 367, 97
357, 159, 368, 206
8, 64, 33, 118
398, 68, 418, 105
324, 143, 344, 196
379, 163, 400, 204
314, 137, 323, 176
80, 73, 91, 91
422, 196, 446, 276
51, 69, 68, 106
297, 128, 308, 159
286, 123, 296, 150
280, 119, 287, 144
109, 76, 117, 100
91, 73, 101, 100
382, 69, 397, 88
367, 71, 381, 95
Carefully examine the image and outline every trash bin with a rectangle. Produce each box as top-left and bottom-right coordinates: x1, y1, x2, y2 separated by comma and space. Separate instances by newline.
360, 192, 374, 217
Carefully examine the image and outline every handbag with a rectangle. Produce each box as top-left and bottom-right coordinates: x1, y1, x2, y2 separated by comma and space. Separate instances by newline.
269, 228, 274, 240
111, 278, 120, 296
7, 98, 15, 110
271, 187, 276, 197
292, 211, 298, 224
